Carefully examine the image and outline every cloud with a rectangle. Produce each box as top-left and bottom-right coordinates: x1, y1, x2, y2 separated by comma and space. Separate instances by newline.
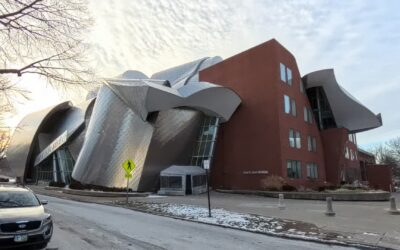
10, 0, 400, 147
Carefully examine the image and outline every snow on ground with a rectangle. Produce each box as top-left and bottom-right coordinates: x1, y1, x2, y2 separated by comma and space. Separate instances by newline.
117, 201, 353, 244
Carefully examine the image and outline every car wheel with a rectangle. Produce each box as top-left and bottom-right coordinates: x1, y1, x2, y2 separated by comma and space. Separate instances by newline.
35, 242, 48, 249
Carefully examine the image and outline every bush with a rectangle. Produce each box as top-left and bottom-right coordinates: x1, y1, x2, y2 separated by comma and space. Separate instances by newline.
69, 178, 132, 192
48, 181, 66, 188
317, 184, 337, 192
260, 175, 285, 191
282, 184, 297, 191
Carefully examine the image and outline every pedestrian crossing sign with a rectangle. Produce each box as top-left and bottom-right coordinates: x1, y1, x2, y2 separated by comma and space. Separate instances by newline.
122, 159, 135, 174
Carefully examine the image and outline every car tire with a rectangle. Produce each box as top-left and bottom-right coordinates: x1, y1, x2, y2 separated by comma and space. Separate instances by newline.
35, 242, 48, 249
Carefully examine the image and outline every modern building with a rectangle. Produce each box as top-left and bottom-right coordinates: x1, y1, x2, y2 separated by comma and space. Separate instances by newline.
5, 39, 383, 193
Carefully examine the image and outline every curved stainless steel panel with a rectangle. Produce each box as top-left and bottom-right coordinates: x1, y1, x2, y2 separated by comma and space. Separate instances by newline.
105, 79, 241, 123
71, 85, 204, 191
33, 98, 96, 166
67, 98, 96, 161
72, 86, 154, 190
6, 101, 72, 178
302, 69, 382, 133
138, 109, 203, 191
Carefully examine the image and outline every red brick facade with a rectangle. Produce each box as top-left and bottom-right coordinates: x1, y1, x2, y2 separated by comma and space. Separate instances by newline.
365, 165, 393, 191
200, 39, 359, 190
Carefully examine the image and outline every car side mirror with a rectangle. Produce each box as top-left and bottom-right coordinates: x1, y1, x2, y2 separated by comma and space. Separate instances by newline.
41, 200, 48, 205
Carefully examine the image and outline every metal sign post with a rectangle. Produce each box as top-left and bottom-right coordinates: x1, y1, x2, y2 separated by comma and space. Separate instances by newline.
203, 160, 211, 217
126, 175, 130, 205
122, 159, 135, 206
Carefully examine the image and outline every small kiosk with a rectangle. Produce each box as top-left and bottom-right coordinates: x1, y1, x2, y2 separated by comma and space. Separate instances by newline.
158, 165, 207, 195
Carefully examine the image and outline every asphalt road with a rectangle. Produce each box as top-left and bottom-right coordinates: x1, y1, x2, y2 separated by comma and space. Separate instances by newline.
38, 195, 358, 250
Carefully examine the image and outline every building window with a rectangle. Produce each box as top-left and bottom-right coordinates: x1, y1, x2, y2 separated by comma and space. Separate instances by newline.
308, 109, 313, 124
312, 137, 317, 152
160, 176, 182, 189
287, 68, 292, 85
284, 95, 296, 117
190, 116, 219, 166
300, 81, 304, 93
284, 95, 291, 114
287, 160, 301, 179
304, 107, 313, 124
280, 63, 292, 86
307, 136, 317, 152
295, 131, 301, 149
348, 134, 357, 144
289, 129, 295, 148
280, 63, 286, 82
344, 146, 350, 159
192, 175, 206, 187
289, 129, 301, 149
350, 149, 354, 160
291, 99, 296, 116
307, 163, 318, 179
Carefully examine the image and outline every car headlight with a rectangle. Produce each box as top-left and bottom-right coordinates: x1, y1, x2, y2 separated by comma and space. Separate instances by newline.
43, 214, 52, 225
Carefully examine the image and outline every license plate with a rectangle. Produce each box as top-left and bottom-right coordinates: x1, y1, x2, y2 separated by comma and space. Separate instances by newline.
14, 234, 28, 242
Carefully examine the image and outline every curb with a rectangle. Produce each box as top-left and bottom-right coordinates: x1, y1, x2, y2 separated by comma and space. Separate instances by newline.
216, 189, 391, 201
33, 188, 390, 250
62, 188, 149, 197
41, 186, 149, 197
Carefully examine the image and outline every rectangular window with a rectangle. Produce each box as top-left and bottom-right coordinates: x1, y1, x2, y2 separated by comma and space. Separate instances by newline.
348, 134, 353, 143
291, 99, 296, 116
300, 81, 304, 93
160, 176, 182, 189
284, 95, 290, 114
287, 68, 292, 85
350, 149, 354, 160
304, 107, 313, 124
287, 160, 301, 179
295, 131, 301, 149
345, 146, 350, 159
308, 109, 313, 124
280, 63, 287, 82
289, 129, 295, 148
307, 163, 318, 179
307, 136, 317, 152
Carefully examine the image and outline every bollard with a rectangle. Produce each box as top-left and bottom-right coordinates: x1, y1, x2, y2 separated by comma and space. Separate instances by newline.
325, 197, 336, 216
278, 193, 285, 210
388, 197, 400, 215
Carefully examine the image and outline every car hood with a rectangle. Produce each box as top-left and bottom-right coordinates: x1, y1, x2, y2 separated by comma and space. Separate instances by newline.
0, 205, 46, 223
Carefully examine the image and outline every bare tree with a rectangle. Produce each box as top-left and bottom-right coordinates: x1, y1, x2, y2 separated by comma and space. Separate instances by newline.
0, 0, 93, 86
387, 137, 400, 162
0, 127, 10, 158
371, 144, 398, 165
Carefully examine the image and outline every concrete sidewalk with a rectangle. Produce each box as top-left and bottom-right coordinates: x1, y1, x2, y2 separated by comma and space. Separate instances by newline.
29, 185, 400, 249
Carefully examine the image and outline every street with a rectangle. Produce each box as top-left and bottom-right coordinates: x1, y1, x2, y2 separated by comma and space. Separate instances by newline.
39, 195, 357, 250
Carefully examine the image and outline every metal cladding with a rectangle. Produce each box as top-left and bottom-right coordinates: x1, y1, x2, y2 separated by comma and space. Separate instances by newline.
71, 57, 241, 190
6, 57, 241, 190
6, 102, 72, 178
302, 69, 382, 133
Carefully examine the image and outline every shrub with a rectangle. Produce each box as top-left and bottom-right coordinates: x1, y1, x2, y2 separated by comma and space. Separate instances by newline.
260, 175, 285, 191
49, 181, 66, 188
317, 184, 337, 192
69, 178, 132, 192
282, 184, 297, 191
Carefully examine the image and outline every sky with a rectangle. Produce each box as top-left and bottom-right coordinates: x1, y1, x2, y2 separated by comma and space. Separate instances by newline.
5, 0, 400, 149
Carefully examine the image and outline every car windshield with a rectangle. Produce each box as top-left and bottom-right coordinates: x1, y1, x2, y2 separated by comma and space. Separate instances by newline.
0, 191, 40, 208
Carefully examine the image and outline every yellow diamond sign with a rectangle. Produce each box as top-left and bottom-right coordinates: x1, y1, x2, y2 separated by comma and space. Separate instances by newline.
122, 159, 135, 174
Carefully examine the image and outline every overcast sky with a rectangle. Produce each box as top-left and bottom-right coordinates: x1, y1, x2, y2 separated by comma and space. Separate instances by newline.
7, 0, 400, 149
